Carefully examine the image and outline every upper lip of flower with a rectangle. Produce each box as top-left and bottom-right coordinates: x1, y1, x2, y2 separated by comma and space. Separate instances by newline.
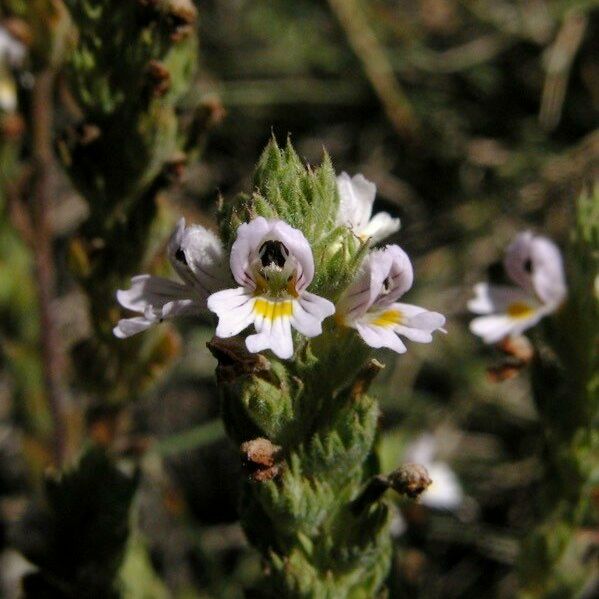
230, 217, 313, 294
167, 218, 228, 297
336, 172, 400, 244
340, 245, 414, 322
503, 230, 566, 307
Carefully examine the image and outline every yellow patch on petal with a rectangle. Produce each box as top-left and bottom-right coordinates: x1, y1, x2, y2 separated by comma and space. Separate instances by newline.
507, 301, 534, 319
371, 308, 404, 328
253, 298, 293, 321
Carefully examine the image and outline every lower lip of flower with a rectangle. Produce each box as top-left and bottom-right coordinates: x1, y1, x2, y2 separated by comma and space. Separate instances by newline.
253, 298, 294, 321
507, 302, 535, 319
371, 308, 404, 327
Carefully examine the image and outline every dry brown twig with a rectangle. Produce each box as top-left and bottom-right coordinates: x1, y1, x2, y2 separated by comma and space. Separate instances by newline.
327, 0, 419, 141
30, 68, 69, 467
540, 11, 588, 131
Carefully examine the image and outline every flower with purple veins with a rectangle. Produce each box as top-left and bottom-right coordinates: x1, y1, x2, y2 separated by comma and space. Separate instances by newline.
336, 245, 446, 353
114, 218, 227, 338
207, 217, 335, 360
469, 231, 566, 344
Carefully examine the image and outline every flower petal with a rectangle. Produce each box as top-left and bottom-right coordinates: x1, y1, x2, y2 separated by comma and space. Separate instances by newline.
338, 245, 414, 325
371, 245, 414, 308
0, 27, 26, 68
404, 433, 437, 464
229, 217, 271, 288
469, 314, 521, 344
244, 298, 295, 359
405, 308, 446, 332
116, 274, 193, 313
337, 247, 392, 321
292, 292, 336, 337
267, 220, 315, 291
113, 316, 156, 339
337, 258, 386, 323
355, 322, 407, 353
393, 325, 433, 343
467, 283, 533, 314
362, 211, 401, 244
420, 462, 463, 510
160, 299, 204, 319
336, 172, 376, 233
504, 231, 535, 292
208, 287, 256, 338
357, 302, 444, 348
504, 231, 566, 306
529, 236, 567, 306
271, 312, 294, 359
167, 218, 227, 296
246, 313, 294, 360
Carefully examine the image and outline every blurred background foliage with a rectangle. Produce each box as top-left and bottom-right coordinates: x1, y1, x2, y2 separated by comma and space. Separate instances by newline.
0, 0, 597, 597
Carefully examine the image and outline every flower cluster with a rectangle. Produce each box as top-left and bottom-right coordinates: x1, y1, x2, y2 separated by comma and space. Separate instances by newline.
468, 231, 566, 344
115, 174, 567, 357
113, 164, 570, 520
115, 173, 445, 358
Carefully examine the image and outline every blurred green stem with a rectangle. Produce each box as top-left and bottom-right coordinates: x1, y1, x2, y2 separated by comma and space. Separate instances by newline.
152, 420, 225, 457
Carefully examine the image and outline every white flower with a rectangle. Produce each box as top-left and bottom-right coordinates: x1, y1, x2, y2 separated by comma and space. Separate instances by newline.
336, 245, 446, 353
469, 231, 566, 344
389, 511, 407, 538
336, 172, 400, 243
0, 26, 26, 69
405, 433, 463, 511
207, 217, 335, 360
113, 218, 227, 338
0, 75, 16, 112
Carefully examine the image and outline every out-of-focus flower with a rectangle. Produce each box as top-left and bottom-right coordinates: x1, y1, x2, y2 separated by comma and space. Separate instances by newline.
405, 433, 463, 510
469, 231, 566, 344
0, 74, 16, 112
336, 172, 400, 243
207, 217, 335, 359
389, 511, 407, 538
336, 245, 445, 353
114, 218, 227, 338
0, 26, 26, 68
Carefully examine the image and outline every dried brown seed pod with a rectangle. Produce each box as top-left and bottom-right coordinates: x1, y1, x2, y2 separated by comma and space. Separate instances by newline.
240, 437, 282, 482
